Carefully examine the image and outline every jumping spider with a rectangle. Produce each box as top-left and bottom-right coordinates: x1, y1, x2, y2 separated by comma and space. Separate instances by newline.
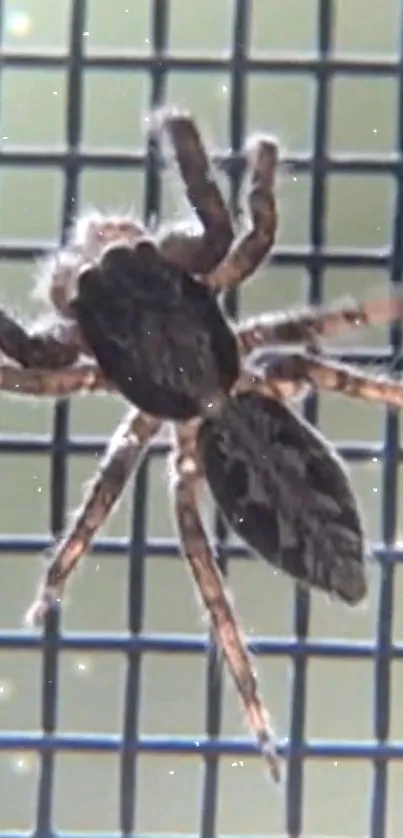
2, 107, 403, 782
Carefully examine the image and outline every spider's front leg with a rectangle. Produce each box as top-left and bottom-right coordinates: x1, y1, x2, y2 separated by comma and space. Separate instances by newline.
237, 295, 403, 356
171, 421, 281, 782
152, 108, 234, 274
24, 410, 161, 627
205, 135, 278, 293
0, 307, 82, 368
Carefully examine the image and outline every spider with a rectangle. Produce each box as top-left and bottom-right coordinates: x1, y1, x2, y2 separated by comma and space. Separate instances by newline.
2, 107, 403, 783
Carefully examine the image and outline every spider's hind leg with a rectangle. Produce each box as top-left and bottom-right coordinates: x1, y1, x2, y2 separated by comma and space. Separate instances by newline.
0, 362, 110, 398
172, 421, 281, 782
254, 351, 403, 410
24, 410, 161, 627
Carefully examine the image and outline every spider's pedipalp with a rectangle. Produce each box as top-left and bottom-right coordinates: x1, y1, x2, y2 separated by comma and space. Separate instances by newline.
34, 248, 83, 317
205, 135, 279, 293
69, 209, 146, 257
172, 422, 281, 783
0, 362, 111, 398
34, 211, 147, 318
254, 351, 403, 409
198, 390, 368, 606
24, 410, 161, 627
237, 294, 403, 356
153, 108, 234, 273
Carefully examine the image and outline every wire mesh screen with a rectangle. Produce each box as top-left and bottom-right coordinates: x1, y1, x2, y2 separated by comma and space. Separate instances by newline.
0, 0, 403, 836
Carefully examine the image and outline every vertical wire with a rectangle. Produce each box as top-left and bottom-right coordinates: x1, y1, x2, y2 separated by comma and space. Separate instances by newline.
286, 2, 333, 835
35, 2, 86, 836
370, 7, 403, 836
119, 1, 170, 833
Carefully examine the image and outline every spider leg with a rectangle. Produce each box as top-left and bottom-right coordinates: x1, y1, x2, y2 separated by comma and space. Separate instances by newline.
236, 295, 403, 356
24, 410, 161, 627
0, 363, 111, 398
0, 309, 82, 368
247, 352, 403, 409
205, 135, 278, 293
153, 108, 234, 274
172, 421, 281, 783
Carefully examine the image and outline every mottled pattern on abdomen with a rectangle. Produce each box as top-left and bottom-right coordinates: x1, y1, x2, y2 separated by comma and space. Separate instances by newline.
198, 391, 367, 605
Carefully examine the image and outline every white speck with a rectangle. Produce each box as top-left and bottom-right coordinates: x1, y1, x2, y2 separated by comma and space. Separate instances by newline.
0, 679, 13, 700
372, 457, 379, 463
145, 37, 150, 44
37, 487, 42, 494
194, 740, 200, 748
73, 657, 92, 676
96, 564, 100, 572
169, 769, 175, 775
373, 487, 378, 493
82, 31, 89, 37
333, 760, 338, 767
12, 754, 34, 774
373, 128, 378, 134
53, 91, 58, 96
181, 456, 197, 475
293, 176, 298, 182
221, 84, 228, 94
6, 11, 32, 38
2, 136, 8, 141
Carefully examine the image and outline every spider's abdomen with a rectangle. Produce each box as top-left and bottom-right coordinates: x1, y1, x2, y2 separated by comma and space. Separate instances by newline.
198, 390, 367, 605
73, 240, 240, 420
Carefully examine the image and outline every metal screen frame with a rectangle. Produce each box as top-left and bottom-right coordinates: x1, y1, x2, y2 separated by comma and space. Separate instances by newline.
0, 0, 402, 836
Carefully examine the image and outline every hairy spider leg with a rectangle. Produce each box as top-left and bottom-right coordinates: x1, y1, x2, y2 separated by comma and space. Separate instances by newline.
24, 410, 161, 627
205, 135, 278, 293
172, 420, 281, 783
236, 295, 403, 355
0, 309, 82, 368
250, 352, 403, 410
0, 363, 110, 397
152, 108, 234, 273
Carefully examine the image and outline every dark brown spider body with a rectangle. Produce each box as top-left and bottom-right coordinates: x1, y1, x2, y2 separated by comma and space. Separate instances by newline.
73, 240, 240, 420
198, 390, 368, 606
8, 106, 400, 785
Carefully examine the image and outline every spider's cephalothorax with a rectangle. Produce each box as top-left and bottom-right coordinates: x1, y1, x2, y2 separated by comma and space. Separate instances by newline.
73, 239, 239, 419
2, 106, 403, 784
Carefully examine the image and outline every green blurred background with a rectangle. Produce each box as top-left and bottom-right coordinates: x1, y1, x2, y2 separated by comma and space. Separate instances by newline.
0, 0, 402, 835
